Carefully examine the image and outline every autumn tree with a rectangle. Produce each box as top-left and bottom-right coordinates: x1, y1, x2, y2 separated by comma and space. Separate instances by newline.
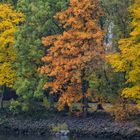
0, 4, 24, 108
108, 0, 140, 103
40, 0, 105, 113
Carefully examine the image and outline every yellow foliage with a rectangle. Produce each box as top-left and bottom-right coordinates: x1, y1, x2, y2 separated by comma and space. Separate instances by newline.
0, 63, 16, 87
122, 85, 140, 99
107, 0, 140, 102
0, 4, 24, 87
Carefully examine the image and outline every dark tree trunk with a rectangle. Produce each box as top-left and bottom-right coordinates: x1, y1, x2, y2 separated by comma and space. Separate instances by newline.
49, 94, 55, 111
0, 86, 5, 109
0, 93, 4, 109
96, 102, 104, 110
64, 104, 70, 113
81, 69, 89, 117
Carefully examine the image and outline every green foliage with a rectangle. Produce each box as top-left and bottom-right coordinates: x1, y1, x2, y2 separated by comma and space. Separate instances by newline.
10, 99, 37, 114
13, 0, 68, 111
10, 100, 22, 115
88, 66, 125, 103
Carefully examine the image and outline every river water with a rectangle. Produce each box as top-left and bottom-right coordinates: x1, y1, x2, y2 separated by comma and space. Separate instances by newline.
0, 135, 121, 140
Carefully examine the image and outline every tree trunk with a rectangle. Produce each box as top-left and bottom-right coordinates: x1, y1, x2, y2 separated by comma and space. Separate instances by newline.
0, 86, 5, 109
96, 102, 104, 111
81, 93, 88, 117
0, 94, 3, 109
49, 94, 55, 111
81, 69, 89, 117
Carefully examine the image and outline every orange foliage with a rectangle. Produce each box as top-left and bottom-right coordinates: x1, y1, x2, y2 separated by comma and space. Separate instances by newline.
39, 0, 105, 111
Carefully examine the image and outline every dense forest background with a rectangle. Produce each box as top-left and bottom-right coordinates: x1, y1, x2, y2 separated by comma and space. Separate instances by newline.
0, 0, 139, 121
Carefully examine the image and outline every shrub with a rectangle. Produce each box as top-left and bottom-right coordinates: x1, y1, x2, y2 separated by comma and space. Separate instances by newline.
9, 100, 22, 115
51, 123, 68, 133
109, 103, 139, 122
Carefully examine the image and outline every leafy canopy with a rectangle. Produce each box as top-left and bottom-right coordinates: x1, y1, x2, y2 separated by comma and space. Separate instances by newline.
0, 4, 24, 87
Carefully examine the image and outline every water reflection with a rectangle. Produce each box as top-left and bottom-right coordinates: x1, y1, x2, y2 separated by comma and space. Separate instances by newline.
0, 136, 70, 140
0, 135, 121, 140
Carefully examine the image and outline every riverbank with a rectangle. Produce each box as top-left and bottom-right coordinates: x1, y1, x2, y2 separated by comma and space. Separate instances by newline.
0, 112, 140, 140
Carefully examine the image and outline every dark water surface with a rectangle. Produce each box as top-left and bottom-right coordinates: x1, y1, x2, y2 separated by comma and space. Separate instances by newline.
0, 135, 125, 140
